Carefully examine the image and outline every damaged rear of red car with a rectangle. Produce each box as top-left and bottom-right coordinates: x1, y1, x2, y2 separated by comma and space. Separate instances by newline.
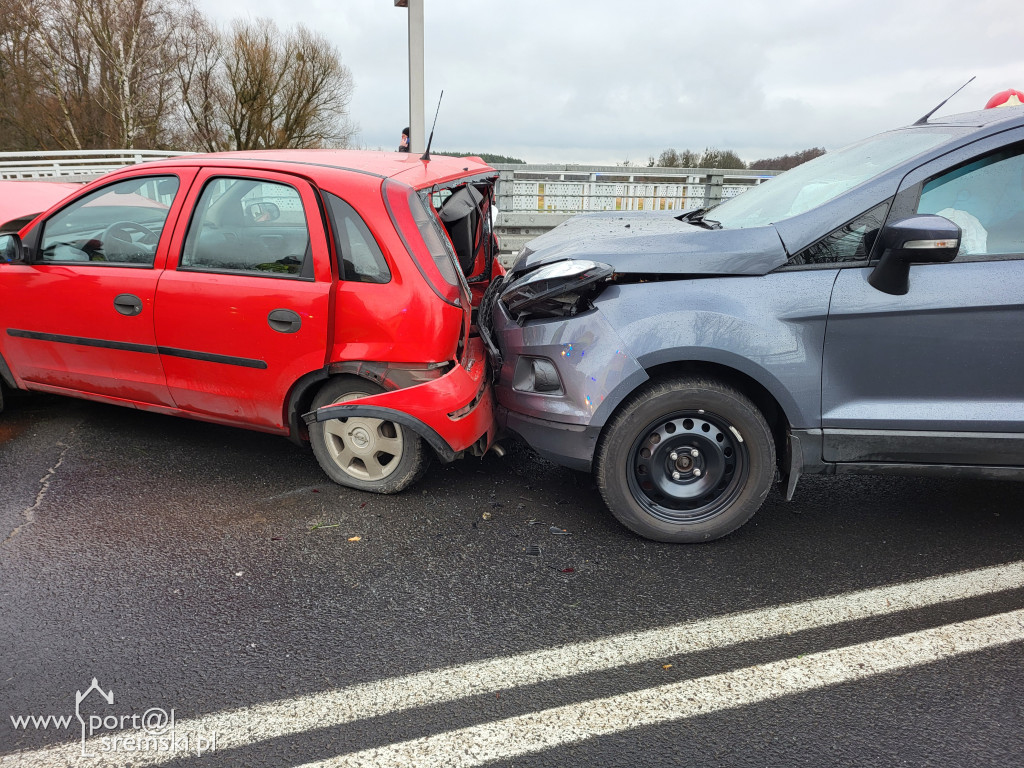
301, 154, 504, 492
0, 151, 502, 494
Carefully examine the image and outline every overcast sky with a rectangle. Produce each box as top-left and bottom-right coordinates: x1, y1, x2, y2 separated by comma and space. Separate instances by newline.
196, 0, 1024, 165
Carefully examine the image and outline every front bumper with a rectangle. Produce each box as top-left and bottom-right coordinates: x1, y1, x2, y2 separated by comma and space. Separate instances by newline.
500, 407, 603, 472
304, 335, 496, 463
491, 302, 647, 470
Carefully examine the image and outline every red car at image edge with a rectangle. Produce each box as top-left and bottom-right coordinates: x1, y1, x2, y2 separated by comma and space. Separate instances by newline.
0, 151, 503, 493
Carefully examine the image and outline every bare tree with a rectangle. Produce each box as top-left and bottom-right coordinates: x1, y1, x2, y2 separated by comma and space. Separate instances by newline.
749, 147, 826, 171
29, 0, 97, 149
0, 0, 44, 149
175, 6, 227, 151
218, 19, 356, 150
655, 148, 708, 168
275, 24, 356, 148
79, 0, 181, 148
1, 2, 357, 152
1, 0, 192, 149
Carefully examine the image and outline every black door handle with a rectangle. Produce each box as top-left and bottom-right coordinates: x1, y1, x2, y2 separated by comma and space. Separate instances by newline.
268, 308, 302, 334
114, 293, 143, 316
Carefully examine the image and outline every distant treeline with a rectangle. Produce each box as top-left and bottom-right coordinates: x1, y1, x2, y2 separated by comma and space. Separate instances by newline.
654, 146, 826, 171
435, 151, 526, 164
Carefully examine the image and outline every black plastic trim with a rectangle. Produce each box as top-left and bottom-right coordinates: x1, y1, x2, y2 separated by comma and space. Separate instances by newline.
303, 403, 457, 463
823, 427, 1024, 465
783, 430, 803, 501
833, 463, 1024, 481
158, 347, 268, 369
7, 328, 157, 355
0, 348, 16, 388
6, 329, 267, 369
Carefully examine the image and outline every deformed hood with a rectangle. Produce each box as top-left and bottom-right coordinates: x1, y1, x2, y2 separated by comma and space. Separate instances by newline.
508, 211, 789, 278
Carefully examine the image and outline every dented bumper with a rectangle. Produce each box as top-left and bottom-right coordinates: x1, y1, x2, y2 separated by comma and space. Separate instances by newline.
303, 336, 496, 463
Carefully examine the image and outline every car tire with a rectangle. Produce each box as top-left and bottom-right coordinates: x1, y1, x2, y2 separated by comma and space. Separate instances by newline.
309, 377, 429, 494
595, 376, 775, 543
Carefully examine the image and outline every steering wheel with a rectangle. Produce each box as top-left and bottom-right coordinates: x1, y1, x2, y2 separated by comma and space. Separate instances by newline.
101, 221, 159, 246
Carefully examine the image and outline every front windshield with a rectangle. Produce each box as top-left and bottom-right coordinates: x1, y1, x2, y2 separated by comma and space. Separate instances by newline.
710, 129, 957, 229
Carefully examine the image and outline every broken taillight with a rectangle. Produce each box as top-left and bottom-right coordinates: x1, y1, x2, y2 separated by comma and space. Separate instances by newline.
383, 179, 466, 307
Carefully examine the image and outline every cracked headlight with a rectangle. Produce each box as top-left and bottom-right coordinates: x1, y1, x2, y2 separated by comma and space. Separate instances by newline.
500, 259, 613, 324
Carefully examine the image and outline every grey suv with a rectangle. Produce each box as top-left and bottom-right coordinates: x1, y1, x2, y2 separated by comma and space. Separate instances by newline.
484, 106, 1024, 543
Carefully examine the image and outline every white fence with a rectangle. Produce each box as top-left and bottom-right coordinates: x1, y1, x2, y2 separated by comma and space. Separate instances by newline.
491, 164, 778, 256
0, 150, 190, 181
495, 165, 774, 215
0, 151, 779, 258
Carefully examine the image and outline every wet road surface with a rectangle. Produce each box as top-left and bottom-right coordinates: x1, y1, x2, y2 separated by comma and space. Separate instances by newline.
2, 392, 1023, 766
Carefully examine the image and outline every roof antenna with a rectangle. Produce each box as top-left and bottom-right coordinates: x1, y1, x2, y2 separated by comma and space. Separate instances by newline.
421, 90, 443, 162
914, 76, 976, 126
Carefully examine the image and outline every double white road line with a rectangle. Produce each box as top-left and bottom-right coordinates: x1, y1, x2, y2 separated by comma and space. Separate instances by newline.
6, 561, 1024, 767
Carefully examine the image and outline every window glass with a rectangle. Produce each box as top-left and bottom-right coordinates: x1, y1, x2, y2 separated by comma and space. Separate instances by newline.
710, 130, 954, 229
917, 147, 1024, 256
39, 176, 179, 265
324, 193, 391, 283
788, 203, 889, 266
181, 178, 310, 276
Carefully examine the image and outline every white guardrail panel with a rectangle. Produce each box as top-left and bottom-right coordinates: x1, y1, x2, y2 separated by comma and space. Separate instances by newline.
0, 152, 778, 258
0, 150, 191, 179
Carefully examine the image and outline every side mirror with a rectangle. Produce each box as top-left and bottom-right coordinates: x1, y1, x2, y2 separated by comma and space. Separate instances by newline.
868, 215, 961, 295
0, 232, 25, 264
245, 201, 280, 224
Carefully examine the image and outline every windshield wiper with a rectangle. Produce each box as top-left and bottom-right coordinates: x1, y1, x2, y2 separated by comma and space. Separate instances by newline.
679, 207, 722, 229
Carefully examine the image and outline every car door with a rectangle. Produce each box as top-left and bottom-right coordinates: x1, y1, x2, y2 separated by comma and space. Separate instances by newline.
822, 130, 1024, 465
154, 169, 333, 432
0, 171, 196, 407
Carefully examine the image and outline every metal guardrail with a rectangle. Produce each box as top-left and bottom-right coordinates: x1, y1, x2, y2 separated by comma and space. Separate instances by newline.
491, 163, 779, 257
0, 150, 779, 260
0, 150, 190, 181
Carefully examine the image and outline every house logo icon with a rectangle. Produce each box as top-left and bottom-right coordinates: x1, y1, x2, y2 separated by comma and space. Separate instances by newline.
75, 678, 114, 757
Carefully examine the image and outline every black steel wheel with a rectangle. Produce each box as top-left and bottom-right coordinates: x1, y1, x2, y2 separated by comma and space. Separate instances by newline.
596, 376, 775, 542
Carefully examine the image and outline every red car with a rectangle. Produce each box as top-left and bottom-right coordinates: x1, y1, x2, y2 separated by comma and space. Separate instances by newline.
0, 151, 502, 492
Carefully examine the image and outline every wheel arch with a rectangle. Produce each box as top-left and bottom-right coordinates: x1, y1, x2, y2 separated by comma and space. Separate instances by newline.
598, 358, 794, 475
286, 359, 439, 445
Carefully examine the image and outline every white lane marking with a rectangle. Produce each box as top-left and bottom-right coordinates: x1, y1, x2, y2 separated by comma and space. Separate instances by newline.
6, 561, 1024, 767
299, 608, 1024, 768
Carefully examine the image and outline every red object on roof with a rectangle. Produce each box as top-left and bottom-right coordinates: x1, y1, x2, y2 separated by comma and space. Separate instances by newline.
0, 180, 80, 228
984, 89, 1024, 109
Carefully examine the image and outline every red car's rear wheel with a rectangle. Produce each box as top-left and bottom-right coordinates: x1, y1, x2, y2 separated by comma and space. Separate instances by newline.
309, 377, 429, 494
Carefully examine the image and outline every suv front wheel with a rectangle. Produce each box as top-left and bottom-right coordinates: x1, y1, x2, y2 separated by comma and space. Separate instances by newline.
595, 376, 775, 543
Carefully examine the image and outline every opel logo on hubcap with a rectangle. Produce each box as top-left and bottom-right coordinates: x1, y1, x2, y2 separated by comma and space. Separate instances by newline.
350, 426, 371, 449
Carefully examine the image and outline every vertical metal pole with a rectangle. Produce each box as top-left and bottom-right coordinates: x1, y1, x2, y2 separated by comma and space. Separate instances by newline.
408, 0, 425, 154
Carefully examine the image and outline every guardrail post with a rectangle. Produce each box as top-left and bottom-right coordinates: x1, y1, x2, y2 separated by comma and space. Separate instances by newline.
496, 169, 514, 216
703, 173, 724, 208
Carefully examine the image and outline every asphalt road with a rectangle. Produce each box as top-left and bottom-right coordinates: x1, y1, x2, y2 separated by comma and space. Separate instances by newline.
1, 392, 1023, 767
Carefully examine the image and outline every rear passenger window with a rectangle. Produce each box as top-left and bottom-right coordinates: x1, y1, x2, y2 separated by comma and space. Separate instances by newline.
181, 178, 311, 277
324, 193, 391, 283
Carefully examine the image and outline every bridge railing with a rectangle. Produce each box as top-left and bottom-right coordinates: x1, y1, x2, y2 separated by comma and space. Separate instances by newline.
0, 150, 191, 181
491, 163, 778, 257
0, 151, 779, 259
